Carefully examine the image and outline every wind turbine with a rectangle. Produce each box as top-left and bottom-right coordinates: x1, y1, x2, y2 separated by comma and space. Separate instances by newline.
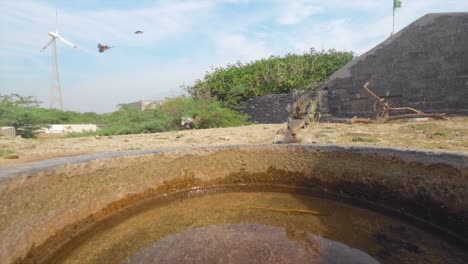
40, 10, 78, 110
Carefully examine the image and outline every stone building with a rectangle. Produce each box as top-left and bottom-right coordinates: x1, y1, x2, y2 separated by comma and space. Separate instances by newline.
127, 99, 165, 111
322, 12, 468, 118
243, 13, 468, 123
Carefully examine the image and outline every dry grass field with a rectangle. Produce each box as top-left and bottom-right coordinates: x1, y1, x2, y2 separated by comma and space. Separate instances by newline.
1, 117, 466, 166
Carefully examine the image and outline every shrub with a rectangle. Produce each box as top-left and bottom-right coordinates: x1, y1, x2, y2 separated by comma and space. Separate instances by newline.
96, 104, 177, 135
186, 48, 354, 109
96, 97, 249, 135
0, 94, 103, 138
160, 97, 249, 129
0, 94, 248, 137
351, 137, 377, 143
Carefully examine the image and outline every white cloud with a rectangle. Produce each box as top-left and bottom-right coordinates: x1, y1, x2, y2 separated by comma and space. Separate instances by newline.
219, 0, 250, 3
0, 0, 217, 112
213, 34, 274, 64
0, 0, 213, 57
1, 0, 468, 112
276, 1, 323, 25
276, 0, 468, 55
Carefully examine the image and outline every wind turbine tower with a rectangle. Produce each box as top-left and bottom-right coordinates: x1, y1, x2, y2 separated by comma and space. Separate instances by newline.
40, 10, 78, 110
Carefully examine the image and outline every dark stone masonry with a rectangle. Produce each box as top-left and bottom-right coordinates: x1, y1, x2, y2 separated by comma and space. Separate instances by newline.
243, 13, 468, 123
323, 12, 468, 118
243, 93, 294, 124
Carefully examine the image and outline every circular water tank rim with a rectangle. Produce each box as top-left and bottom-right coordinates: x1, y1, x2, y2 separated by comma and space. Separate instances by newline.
1, 144, 466, 180
1, 143, 467, 263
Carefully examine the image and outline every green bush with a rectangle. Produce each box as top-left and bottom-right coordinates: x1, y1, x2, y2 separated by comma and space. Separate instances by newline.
160, 97, 249, 129
186, 48, 354, 109
351, 137, 377, 143
96, 97, 249, 135
0, 94, 102, 138
96, 104, 176, 135
0, 94, 248, 137
0, 94, 46, 138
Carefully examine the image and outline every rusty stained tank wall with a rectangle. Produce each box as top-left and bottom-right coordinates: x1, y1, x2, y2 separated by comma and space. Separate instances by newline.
0, 145, 467, 263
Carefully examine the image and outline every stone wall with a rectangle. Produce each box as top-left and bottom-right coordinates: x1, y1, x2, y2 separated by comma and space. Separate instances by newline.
243, 91, 328, 124
324, 13, 468, 117
243, 93, 294, 124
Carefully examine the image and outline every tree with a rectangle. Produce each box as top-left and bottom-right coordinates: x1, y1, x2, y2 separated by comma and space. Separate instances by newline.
0, 94, 40, 107
0, 94, 46, 138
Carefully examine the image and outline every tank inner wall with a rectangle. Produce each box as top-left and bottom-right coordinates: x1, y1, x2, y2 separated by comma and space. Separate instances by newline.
0, 145, 466, 263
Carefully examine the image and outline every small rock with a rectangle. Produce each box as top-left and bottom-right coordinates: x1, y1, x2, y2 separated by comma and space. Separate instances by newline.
4, 154, 19, 159
411, 118, 429, 122
176, 135, 183, 139
95, 135, 101, 139
219, 136, 230, 141
346, 131, 374, 137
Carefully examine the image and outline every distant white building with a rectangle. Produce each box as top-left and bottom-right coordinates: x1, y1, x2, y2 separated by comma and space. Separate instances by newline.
127, 99, 165, 111
41, 124, 98, 134
0, 127, 16, 137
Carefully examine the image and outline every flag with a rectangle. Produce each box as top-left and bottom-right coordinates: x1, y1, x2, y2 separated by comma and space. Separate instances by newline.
394, 0, 402, 9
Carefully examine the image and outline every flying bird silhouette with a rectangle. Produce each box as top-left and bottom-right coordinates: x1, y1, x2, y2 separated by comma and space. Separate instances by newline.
97, 43, 114, 53
135, 30, 144, 34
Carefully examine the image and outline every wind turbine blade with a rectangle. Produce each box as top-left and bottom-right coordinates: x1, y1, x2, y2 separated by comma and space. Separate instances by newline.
57, 35, 78, 48
40, 38, 54, 53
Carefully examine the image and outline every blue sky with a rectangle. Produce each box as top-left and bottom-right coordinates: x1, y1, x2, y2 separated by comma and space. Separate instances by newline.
1, 0, 467, 113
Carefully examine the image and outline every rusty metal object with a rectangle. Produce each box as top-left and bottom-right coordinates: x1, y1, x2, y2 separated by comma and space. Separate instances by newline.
348, 82, 447, 124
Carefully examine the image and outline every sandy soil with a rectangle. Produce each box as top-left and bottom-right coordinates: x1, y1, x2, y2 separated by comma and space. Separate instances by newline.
1, 117, 467, 167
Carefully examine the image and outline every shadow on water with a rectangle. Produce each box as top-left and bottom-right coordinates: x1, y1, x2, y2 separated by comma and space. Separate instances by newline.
122, 224, 379, 264
46, 184, 468, 264
281, 150, 468, 264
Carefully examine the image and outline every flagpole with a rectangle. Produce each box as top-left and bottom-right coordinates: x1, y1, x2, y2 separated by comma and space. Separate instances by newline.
392, 0, 402, 36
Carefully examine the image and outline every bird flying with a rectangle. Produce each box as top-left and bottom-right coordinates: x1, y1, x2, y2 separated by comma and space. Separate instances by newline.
97, 43, 113, 53
135, 30, 144, 34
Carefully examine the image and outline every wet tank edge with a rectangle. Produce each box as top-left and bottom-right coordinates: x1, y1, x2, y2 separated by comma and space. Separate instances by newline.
1, 144, 467, 180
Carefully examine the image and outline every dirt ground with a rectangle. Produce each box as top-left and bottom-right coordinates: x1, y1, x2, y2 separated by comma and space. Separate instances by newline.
1, 117, 466, 167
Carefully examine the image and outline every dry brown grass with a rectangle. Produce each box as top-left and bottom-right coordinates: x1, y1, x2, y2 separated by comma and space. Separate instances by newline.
1, 116, 466, 166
